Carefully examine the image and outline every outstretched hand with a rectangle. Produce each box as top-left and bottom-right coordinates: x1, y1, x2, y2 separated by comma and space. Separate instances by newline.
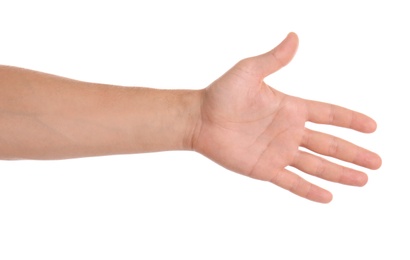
192, 32, 382, 203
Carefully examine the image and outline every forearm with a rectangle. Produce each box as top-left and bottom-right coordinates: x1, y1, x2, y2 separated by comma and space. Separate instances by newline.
0, 65, 201, 159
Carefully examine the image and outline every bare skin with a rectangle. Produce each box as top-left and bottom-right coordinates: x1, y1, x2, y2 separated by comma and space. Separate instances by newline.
0, 32, 381, 203
193, 33, 381, 203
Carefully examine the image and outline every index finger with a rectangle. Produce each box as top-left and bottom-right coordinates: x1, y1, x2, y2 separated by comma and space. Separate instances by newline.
306, 100, 377, 133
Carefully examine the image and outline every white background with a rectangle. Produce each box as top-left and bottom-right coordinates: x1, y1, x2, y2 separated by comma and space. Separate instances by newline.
1, 1, 409, 259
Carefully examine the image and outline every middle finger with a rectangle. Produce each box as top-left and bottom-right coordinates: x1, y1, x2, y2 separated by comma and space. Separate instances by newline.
301, 128, 378, 169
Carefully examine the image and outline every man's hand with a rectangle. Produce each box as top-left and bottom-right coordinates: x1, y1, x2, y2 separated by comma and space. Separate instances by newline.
192, 33, 382, 203
0, 32, 381, 203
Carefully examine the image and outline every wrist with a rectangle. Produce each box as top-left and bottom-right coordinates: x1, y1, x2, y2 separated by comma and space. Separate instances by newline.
181, 89, 204, 151
128, 87, 203, 153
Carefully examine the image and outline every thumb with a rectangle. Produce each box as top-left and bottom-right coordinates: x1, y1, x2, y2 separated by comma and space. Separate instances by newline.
253, 32, 299, 78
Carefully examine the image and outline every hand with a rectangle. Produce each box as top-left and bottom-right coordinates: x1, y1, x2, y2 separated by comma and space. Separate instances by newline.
192, 32, 382, 203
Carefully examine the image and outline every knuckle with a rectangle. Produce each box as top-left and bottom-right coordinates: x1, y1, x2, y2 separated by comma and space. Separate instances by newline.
328, 136, 339, 156
289, 177, 302, 193
237, 57, 255, 69
315, 158, 326, 178
268, 170, 281, 184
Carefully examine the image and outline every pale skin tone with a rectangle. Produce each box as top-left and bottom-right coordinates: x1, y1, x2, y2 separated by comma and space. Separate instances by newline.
0, 32, 381, 203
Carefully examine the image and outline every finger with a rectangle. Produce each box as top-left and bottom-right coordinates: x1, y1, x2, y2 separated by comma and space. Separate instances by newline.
252, 32, 299, 78
306, 100, 377, 133
291, 150, 368, 186
302, 129, 382, 170
269, 168, 332, 203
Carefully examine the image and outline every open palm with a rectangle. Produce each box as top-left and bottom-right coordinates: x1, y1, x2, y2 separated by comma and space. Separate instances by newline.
193, 33, 381, 203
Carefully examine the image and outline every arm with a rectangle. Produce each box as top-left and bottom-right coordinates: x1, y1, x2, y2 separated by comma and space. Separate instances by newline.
0, 66, 201, 159
0, 32, 382, 203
